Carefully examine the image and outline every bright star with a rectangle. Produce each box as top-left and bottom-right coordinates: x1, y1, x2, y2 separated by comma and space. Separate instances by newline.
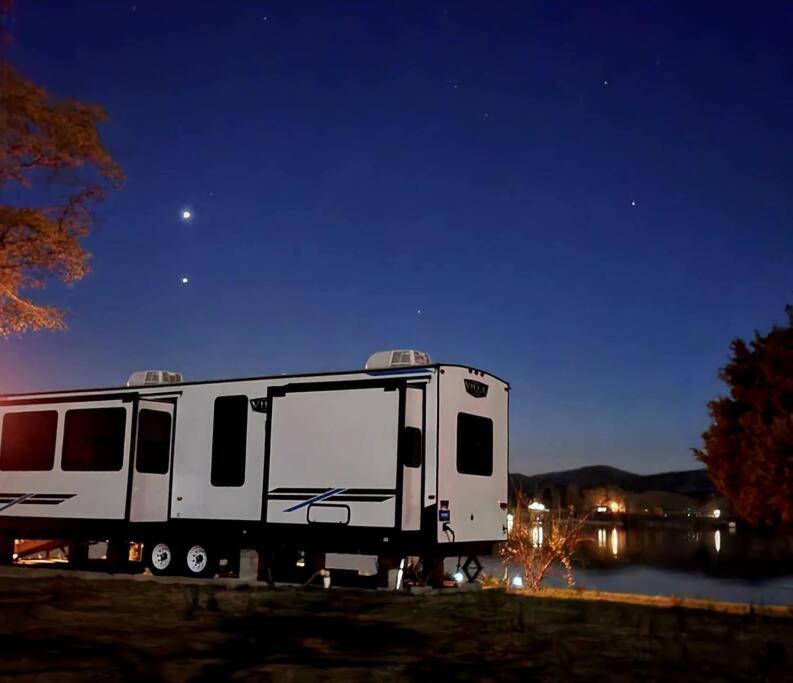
181, 209, 192, 221
180, 276, 189, 284
631, 200, 636, 207
603, 80, 608, 86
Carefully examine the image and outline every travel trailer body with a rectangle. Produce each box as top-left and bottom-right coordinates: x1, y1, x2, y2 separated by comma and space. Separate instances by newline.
0, 354, 508, 580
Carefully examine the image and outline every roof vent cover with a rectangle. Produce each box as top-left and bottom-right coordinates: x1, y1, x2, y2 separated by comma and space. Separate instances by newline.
365, 350, 432, 370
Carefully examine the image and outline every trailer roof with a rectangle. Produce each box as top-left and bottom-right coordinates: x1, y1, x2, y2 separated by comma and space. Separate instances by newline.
0, 363, 509, 402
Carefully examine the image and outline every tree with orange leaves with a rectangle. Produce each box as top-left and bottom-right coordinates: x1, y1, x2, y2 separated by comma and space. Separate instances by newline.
694, 304, 793, 526
0, 61, 123, 335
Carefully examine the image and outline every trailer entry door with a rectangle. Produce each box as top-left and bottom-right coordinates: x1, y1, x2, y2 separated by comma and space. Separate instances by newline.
129, 400, 174, 523
400, 387, 423, 531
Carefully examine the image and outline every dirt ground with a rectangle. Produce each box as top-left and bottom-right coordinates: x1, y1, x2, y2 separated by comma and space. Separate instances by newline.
0, 570, 792, 682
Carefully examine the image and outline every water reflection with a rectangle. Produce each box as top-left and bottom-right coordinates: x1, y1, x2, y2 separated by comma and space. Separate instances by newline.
597, 528, 607, 548
489, 520, 793, 604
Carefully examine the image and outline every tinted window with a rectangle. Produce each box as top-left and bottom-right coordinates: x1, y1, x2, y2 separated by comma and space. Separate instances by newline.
211, 395, 248, 486
62, 408, 127, 471
0, 411, 58, 471
400, 426, 422, 468
456, 413, 493, 476
135, 410, 172, 475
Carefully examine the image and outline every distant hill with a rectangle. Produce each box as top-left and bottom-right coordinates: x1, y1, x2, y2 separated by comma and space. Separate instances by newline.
509, 465, 715, 496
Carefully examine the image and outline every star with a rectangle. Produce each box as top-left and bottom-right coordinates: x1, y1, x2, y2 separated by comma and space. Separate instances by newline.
631, 200, 637, 207
484, 112, 489, 118
603, 80, 609, 86
417, 309, 422, 315
181, 209, 192, 221
180, 276, 189, 284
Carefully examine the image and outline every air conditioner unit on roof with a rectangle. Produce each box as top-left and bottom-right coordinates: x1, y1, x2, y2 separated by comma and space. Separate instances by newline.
365, 350, 432, 370
126, 370, 184, 387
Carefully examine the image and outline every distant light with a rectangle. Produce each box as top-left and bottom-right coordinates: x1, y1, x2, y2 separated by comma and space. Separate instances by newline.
714, 530, 721, 554
181, 209, 192, 220
611, 527, 619, 557
528, 501, 547, 511
728, 521, 736, 529
609, 501, 621, 513
712, 509, 721, 519
506, 513, 514, 534
511, 575, 524, 588
180, 276, 189, 284
596, 505, 608, 513
453, 570, 465, 584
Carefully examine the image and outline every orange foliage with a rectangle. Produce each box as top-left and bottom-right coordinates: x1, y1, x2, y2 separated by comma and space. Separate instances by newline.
694, 305, 793, 526
0, 62, 123, 335
500, 492, 591, 590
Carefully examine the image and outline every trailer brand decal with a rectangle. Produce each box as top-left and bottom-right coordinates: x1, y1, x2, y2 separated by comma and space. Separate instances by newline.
0, 493, 75, 513
464, 379, 489, 398
269, 487, 396, 512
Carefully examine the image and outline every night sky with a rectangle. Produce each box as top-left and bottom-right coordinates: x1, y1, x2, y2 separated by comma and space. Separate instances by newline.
2, 2, 792, 475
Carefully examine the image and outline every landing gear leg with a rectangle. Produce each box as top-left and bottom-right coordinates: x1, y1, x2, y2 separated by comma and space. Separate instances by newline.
0, 535, 14, 565
462, 555, 483, 582
417, 556, 445, 588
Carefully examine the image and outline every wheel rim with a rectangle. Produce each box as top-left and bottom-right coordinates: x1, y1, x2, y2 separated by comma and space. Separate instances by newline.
186, 545, 208, 574
151, 543, 172, 571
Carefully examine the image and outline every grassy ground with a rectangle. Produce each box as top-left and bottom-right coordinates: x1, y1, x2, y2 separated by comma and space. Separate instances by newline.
0, 570, 792, 682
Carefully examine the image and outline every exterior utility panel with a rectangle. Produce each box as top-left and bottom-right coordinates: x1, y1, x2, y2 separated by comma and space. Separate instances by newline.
0, 363, 508, 576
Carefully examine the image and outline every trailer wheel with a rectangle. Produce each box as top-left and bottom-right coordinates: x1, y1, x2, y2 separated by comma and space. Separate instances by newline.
147, 541, 176, 576
183, 543, 217, 579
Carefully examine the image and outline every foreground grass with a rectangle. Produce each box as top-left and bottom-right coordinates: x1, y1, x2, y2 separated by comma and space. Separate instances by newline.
0, 571, 791, 682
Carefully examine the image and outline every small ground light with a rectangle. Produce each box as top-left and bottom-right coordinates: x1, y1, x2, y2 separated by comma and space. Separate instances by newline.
453, 570, 465, 583
712, 508, 721, 519
511, 575, 524, 588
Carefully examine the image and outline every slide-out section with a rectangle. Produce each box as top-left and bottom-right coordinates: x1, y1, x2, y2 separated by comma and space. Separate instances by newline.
266, 385, 400, 528
0, 398, 133, 522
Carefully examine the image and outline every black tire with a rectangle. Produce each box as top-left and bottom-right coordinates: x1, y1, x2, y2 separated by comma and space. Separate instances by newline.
182, 543, 218, 579
146, 540, 177, 576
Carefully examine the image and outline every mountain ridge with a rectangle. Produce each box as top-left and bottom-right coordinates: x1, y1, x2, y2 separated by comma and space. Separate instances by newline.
509, 465, 715, 496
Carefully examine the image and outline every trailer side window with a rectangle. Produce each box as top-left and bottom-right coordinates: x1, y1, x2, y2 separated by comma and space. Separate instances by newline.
399, 427, 422, 468
136, 410, 172, 475
211, 395, 248, 487
62, 408, 127, 471
456, 413, 493, 476
0, 411, 58, 471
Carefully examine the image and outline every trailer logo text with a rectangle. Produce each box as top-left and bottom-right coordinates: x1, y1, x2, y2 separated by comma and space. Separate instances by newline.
464, 379, 489, 398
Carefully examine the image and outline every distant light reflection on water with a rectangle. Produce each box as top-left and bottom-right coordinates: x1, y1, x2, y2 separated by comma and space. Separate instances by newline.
480, 524, 793, 605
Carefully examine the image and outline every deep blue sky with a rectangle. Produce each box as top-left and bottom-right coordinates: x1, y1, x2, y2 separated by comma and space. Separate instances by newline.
2, 2, 792, 475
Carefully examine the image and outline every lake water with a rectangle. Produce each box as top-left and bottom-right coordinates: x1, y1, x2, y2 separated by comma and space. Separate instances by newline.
474, 523, 793, 605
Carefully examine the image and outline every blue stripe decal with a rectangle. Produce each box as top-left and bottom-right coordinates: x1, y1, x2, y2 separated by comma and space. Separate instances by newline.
283, 487, 348, 513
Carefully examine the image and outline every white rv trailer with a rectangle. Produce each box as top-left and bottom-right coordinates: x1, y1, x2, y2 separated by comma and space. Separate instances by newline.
0, 352, 508, 582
